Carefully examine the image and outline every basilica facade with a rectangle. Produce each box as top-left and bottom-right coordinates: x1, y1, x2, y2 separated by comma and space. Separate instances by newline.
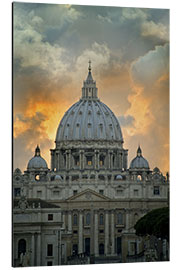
13, 63, 169, 267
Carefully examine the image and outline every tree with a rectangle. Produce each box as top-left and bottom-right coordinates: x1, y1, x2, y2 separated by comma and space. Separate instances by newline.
134, 207, 169, 241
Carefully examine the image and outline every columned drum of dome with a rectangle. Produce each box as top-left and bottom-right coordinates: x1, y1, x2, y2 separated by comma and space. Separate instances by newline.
51, 63, 128, 175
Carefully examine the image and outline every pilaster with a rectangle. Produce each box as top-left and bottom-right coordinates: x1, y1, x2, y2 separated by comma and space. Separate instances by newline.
78, 210, 83, 254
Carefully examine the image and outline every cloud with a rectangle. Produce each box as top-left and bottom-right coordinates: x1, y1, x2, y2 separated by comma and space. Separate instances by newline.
13, 111, 53, 171
121, 7, 148, 21
141, 20, 169, 41
131, 43, 169, 87
124, 44, 169, 173
118, 115, 135, 127
97, 14, 112, 24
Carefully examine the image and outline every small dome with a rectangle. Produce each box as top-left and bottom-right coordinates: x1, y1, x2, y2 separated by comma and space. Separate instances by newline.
153, 167, 160, 173
14, 168, 22, 174
116, 174, 123, 180
27, 145, 48, 170
130, 146, 149, 170
54, 175, 62, 180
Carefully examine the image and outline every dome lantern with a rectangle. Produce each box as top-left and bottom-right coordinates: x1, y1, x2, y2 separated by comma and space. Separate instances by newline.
137, 145, 142, 157
35, 145, 40, 156
81, 61, 98, 100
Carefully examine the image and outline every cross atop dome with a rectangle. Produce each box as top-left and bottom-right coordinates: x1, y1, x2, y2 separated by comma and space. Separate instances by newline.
82, 61, 98, 100
88, 60, 91, 72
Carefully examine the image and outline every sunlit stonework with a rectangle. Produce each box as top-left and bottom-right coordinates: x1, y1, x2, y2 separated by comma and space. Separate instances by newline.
13, 63, 169, 267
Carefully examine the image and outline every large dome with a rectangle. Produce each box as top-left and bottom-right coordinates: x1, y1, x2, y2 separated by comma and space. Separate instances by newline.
27, 145, 48, 170
56, 62, 123, 143
56, 99, 123, 142
130, 146, 149, 170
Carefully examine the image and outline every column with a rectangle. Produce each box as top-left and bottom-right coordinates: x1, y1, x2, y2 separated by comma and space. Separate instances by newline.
125, 210, 129, 231
111, 211, 115, 255
65, 150, 68, 170
68, 211, 72, 233
94, 150, 97, 169
36, 233, 41, 266
56, 150, 60, 171
68, 150, 72, 170
96, 150, 99, 170
80, 150, 84, 170
78, 211, 83, 254
94, 211, 99, 256
50, 150, 54, 171
31, 233, 35, 266
123, 150, 128, 170
117, 150, 121, 170
105, 210, 109, 255
108, 150, 111, 170
111, 152, 114, 169
62, 211, 65, 230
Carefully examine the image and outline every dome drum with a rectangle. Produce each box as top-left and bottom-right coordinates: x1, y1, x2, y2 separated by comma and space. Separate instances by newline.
50, 146, 128, 173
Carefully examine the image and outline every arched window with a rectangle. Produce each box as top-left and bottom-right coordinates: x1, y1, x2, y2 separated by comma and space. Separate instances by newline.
99, 214, 104, 225
137, 175, 142, 181
86, 213, 91, 225
18, 239, 26, 258
74, 156, 80, 166
73, 214, 78, 226
117, 213, 123, 225
99, 155, 105, 166
35, 174, 40, 181
87, 156, 92, 166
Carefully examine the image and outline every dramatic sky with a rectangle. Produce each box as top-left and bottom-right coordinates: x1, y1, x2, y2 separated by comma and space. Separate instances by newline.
13, 2, 169, 174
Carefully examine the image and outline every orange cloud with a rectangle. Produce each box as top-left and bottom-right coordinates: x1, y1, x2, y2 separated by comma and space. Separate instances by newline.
125, 84, 154, 136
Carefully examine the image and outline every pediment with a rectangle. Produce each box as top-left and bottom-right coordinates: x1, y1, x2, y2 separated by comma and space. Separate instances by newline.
67, 189, 110, 202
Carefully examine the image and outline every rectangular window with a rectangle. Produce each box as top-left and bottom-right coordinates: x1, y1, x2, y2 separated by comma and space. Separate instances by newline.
74, 156, 80, 166
37, 190, 42, 197
99, 229, 104, 233
53, 191, 59, 197
134, 189, 139, 196
47, 244, 53, 257
130, 242, 136, 255
47, 261, 53, 266
14, 188, 21, 197
48, 214, 53, 221
99, 190, 104, 195
73, 190, 78, 196
117, 190, 123, 196
154, 186, 160, 195
117, 213, 123, 225
87, 156, 92, 166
